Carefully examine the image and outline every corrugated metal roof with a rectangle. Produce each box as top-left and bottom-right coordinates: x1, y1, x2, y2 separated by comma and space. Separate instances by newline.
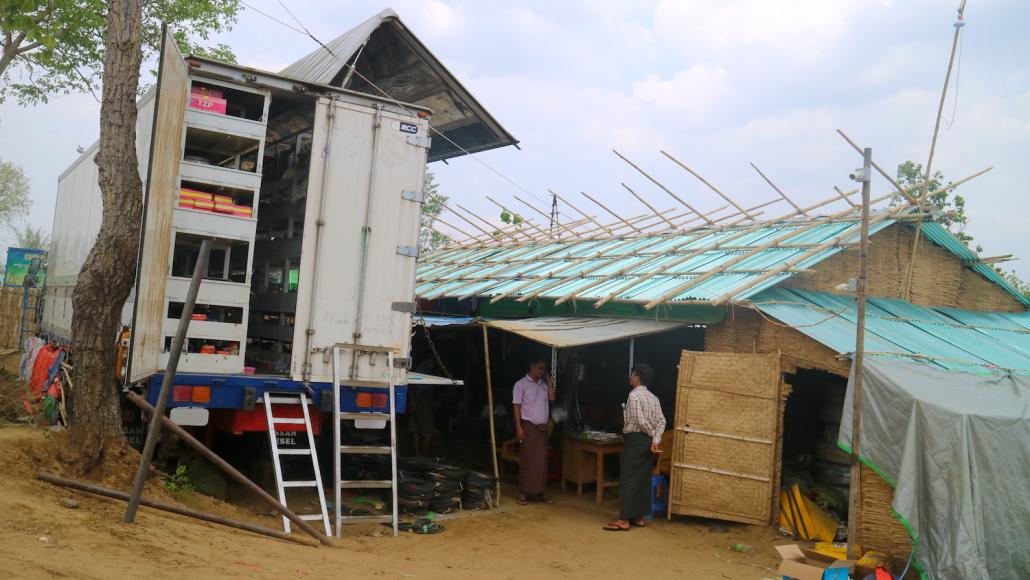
280, 9, 517, 161
417, 216, 897, 306
418, 215, 1029, 310
753, 288, 1030, 375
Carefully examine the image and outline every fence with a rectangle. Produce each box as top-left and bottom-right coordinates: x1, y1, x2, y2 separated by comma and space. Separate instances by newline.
1, 287, 40, 350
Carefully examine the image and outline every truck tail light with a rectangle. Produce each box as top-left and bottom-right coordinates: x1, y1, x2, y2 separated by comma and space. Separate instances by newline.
172, 385, 192, 402
191, 386, 211, 403
356, 393, 372, 408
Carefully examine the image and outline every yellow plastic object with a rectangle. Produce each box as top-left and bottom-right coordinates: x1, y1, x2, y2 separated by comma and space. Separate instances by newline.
779, 484, 839, 542
813, 542, 861, 560
857, 550, 890, 570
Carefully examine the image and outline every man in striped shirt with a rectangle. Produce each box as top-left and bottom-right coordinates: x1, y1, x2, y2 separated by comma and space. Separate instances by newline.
605, 363, 666, 531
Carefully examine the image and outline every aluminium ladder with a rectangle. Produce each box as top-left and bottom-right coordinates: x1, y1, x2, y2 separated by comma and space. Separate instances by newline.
263, 392, 331, 536
331, 343, 400, 537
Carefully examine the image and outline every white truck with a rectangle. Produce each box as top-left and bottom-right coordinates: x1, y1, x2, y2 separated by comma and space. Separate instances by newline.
41, 15, 514, 431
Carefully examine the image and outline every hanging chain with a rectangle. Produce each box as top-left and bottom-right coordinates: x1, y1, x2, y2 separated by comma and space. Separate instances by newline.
414, 298, 458, 385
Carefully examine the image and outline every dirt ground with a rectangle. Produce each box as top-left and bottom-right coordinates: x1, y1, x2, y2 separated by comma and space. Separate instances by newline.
0, 423, 795, 579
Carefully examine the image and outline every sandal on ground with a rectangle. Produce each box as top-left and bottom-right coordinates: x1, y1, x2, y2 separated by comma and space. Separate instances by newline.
537, 494, 555, 505
603, 521, 630, 531
630, 518, 646, 527
516, 495, 529, 505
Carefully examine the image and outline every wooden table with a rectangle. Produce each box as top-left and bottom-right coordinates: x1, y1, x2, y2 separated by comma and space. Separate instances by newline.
561, 434, 624, 504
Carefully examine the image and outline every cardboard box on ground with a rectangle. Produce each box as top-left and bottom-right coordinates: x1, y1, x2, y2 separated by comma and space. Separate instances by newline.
776, 544, 855, 580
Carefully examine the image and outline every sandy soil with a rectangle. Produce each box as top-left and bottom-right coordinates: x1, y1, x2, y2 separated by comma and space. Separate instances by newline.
0, 424, 795, 580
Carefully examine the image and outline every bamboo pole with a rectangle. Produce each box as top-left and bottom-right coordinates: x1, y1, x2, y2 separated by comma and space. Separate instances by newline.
551, 191, 614, 235
710, 183, 981, 307
481, 324, 501, 507
125, 393, 332, 546
612, 149, 716, 225
517, 194, 584, 238
581, 191, 641, 232
456, 203, 531, 243
834, 186, 859, 207
922, 1, 967, 201
486, 196, 551, 238
622, 182, 676, 227
749, 162, 807, 216
434, 215, 493, 245
126, 239, 211, 524
847, 147, 872, 561
836, 129, 917, 205
38, 473, 319, 548
662, 150, 756, 220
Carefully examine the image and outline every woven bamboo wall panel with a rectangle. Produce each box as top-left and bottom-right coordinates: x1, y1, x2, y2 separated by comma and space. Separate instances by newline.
671, 468, 771, 526
675, 431, 773, 476
678, 350, 780, 399
858, 464, 913, 555
670, 350, 780, 525
678, 389, 777, 440
0, 287, 40, 349
705, 309, 850, 376
784, 223, 1023, 312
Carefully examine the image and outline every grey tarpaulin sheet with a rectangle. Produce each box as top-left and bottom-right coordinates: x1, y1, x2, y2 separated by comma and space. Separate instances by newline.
839, 359, 1030, 580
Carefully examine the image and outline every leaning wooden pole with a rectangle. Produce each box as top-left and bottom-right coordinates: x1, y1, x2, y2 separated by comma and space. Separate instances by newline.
481, 324, 501, 507
125, 238, 210, 523
38, 472, 318, 547
847, 147, 872, 561
126, 392, 333, 546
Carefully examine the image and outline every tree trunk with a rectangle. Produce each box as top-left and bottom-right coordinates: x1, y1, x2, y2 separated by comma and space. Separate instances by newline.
69, 0, 143, 461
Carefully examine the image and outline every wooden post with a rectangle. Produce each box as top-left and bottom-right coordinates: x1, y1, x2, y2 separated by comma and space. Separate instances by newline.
39, 472, 319, 547
481, 324, 501, 507
847, 147, 872, 561
125, 238, 210, 524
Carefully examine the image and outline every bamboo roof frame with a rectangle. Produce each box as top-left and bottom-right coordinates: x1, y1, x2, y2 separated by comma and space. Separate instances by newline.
418, 166, 992, 309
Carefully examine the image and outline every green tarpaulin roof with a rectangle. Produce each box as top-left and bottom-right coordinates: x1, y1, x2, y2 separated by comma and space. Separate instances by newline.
753, 288, 1030, 375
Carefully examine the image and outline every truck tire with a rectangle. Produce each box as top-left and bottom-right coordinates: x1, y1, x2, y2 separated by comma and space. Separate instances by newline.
821, 422, 840, 444
818, 402, 843, 425
813, 460, 851, 486
815, 439, 851, 466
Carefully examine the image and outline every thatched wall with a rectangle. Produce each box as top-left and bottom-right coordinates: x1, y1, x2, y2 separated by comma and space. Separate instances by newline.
705, 311, 912, 558
706, 307, 850, 376
783, 223, 1024, 313
1, 287, 40, 350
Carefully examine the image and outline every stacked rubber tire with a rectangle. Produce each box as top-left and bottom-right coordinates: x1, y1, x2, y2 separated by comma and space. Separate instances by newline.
462, 471, 496, 510
813, 384, 851, 494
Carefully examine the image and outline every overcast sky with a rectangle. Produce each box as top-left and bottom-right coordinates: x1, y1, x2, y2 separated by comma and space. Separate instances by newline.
1, 0, 1028, 279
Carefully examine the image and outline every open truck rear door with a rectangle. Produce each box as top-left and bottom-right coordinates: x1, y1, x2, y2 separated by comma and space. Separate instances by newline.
669, 350, 783, 525
126, 28, 189, 383
292, 97, 429, 382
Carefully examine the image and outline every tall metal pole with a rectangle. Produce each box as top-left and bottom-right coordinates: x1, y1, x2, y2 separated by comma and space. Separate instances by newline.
125, 239, 211, 523
847, 148, 872, 560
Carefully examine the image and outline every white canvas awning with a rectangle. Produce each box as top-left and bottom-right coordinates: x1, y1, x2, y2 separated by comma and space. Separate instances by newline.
407, 371, 463, 386
484, 317, 683, 348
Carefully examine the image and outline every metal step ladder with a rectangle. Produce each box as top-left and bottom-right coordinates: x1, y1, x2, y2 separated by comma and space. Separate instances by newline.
263, 392, 331, 536
331, 343, 400, 537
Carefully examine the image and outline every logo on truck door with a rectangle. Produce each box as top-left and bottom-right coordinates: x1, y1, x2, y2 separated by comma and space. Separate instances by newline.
398, 122, 419, 134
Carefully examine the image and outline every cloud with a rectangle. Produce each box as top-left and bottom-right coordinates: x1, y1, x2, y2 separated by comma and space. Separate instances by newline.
632, 64, 732, 119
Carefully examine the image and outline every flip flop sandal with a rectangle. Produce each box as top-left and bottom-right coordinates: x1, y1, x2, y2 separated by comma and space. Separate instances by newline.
516, 496, 529, 505
538, 495, 555, 505
603, 523, 631, 532
630, 519, 647, 527
412, 518, 445, 535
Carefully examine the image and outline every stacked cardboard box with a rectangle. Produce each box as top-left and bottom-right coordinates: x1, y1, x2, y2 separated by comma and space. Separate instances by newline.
189, 85, 227, 115
179, 188, 253, 218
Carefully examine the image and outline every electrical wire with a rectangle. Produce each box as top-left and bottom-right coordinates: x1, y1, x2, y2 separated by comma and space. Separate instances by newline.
242, 1, 550, 206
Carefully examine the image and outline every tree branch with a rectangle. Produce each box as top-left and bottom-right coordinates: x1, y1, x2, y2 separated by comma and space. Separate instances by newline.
16, 41, 43, 54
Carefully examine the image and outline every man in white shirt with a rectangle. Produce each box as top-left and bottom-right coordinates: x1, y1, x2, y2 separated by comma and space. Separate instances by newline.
604, 363, 666, 531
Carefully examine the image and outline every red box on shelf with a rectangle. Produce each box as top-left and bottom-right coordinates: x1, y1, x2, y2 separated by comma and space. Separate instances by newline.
189, 94, 227, 115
